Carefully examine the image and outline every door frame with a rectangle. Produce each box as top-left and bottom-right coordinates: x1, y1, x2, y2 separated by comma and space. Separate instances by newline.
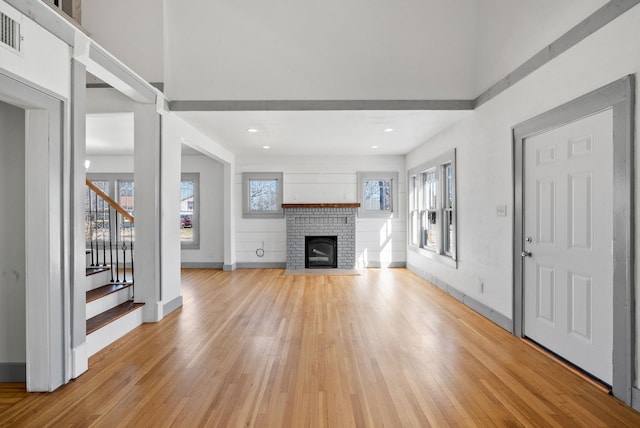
513, 76, 635, 404
0, 68, 70, 391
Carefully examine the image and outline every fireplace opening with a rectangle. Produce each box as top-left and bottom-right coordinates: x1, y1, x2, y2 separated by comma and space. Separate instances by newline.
305, 236, 338, 269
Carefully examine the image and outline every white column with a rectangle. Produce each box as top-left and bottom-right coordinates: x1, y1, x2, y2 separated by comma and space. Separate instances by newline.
160, 113, 183, 314
223, 162, 236, 271
134, 103, 162, 322
70, 58, 88, 378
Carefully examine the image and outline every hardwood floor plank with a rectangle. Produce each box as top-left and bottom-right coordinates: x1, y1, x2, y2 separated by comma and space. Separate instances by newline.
1, 268, 640, 427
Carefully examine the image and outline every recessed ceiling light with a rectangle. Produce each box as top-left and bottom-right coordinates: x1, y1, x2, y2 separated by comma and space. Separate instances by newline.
247, 128, 258, 133
384, 128, 394, 133
371, 145, 379, 149
262, 145, 270, 149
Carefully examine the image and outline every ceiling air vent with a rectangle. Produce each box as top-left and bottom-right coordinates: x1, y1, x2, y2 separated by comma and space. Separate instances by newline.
1, 12, 21, 53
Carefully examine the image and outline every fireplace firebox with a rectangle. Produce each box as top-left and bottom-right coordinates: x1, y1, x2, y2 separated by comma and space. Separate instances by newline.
305, 236, 338, 269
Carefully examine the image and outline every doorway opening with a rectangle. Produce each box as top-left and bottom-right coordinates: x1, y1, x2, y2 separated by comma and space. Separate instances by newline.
0, 100, 26, 383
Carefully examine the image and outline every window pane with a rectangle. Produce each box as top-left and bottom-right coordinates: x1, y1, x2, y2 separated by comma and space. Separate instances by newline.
424, 210, 438, 249
85, 180, 110, 243
444, 209, 454, 255
181, 179, 194, 242
409, 176, 419, 246
118, 180, 135, 242
363, 178, 392, 211
250, 179, 278, 212
423, 171, 437, 210
445, 163, 453, 209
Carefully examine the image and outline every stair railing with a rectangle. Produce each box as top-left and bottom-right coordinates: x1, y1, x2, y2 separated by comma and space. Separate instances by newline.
86, 179, 135, 296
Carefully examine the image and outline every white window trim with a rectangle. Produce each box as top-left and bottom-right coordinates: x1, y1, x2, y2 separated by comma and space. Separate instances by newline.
357, 171, 399, 218
181, 173, 200, 250
408, 149, 457, 268
242, 172, 284, 218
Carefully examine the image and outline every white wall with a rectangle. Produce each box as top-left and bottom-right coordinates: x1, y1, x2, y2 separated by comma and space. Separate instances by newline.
86, 88, 135, 114
405, 3, 640, 381
0, 100, 26, 364
164, 0, 476, 100
0, 2, 70, 98
181, 155, 225, 265
82, 0, 164, 83
86, 155, 134, 173
236, 155, 406, 266
474, 0, 608, 92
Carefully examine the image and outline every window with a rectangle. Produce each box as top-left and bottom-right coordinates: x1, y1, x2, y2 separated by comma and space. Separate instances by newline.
85, 174, 135, 244
408, 149, 456, 266
242, 172, 283, 218
357, 171, 399, 218
181, 173, 200, 249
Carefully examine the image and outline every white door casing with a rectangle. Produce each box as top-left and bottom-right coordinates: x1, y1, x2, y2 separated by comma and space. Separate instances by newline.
523, 109, 613, 384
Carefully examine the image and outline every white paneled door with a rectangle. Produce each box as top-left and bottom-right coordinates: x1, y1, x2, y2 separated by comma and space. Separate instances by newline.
523, 109, 613, 385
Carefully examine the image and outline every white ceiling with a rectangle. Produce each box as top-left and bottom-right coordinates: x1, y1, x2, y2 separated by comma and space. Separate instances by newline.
81, 1, 608, 159
175, 110, 472, 157
85, 109, 472, 157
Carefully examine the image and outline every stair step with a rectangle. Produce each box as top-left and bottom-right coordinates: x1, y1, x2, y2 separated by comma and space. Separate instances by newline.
86, 266, 111, 276
86, 301, 144, 335
86, 282, 133, 303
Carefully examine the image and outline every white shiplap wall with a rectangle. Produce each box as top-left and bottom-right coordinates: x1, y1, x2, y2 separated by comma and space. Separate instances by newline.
235, 155, 406, 267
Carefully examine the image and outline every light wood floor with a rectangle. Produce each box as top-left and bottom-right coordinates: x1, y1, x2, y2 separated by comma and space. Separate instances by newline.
1, 268, 639, 427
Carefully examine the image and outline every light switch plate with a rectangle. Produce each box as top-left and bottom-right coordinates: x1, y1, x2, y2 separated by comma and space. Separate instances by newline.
496, 205, 507, 217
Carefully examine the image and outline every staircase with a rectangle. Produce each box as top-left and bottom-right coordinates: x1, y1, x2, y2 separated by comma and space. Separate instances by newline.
85, 180, 144, 357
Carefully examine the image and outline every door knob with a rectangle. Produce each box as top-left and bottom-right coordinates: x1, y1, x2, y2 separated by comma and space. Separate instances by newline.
521, 250, 532, 257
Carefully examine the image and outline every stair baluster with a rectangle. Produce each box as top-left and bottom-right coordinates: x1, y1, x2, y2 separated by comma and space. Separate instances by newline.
128, 218, 134, 297
102, 194, 108, 266
89, 188, 96, 267
108, 206, 114, 283
115, 211, 120, 282
94, 189, 100, 266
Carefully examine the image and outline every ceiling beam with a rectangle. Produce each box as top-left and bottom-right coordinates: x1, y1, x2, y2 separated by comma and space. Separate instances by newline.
169, 99, 474, 112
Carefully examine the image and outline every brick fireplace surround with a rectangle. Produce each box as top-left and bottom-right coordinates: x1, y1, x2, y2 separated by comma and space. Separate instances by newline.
283, 204, 359, 270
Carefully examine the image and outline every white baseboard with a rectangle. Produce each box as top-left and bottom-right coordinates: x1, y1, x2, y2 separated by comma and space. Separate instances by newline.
163, 295, 183, 316
72, 343, 88, 379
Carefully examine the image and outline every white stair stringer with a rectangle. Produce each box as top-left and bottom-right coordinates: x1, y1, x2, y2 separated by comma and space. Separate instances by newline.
86, 306, 143, 357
